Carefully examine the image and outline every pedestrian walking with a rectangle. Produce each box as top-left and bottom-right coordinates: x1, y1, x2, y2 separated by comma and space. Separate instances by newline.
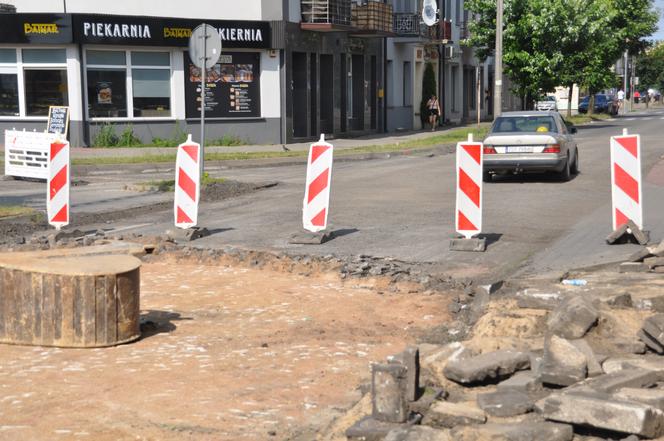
426, 95, 441, 131
617, 89, 625, 113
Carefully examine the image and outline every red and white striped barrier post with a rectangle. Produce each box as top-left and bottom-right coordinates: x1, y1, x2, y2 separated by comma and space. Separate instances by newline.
455, 134, 483, 238
47, 139, 70, 230
451, 133, 486, 252
174, 134, 201, 229
302, 134, 334, 233
610, 129, 643, 231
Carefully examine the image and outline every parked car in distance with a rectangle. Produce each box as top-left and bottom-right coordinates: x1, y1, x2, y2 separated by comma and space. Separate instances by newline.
536, 95, 558, 111
578, 94, 617, 115
483, 111, 579, 182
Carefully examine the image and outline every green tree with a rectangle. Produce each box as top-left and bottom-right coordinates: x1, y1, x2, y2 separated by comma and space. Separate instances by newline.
420, 62, 437, 125
636, 42, 664, 92
463, 0, 658, 116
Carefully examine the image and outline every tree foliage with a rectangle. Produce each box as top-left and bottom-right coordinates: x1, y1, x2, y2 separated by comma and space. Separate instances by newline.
636, 42, 664, 91
420, 62, 437, 125
463, 0, 658, 114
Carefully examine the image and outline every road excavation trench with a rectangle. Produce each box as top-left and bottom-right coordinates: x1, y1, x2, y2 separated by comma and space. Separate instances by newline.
0, 253, 450, 441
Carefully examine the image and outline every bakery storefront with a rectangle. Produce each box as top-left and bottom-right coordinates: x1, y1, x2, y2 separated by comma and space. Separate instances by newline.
0, 13, 276, 146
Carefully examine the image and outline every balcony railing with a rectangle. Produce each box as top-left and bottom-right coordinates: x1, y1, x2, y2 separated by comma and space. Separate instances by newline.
393, 13, 420, 36
422, 19, 452, 41
352, 1, 393, 34
301, 0, 353, 29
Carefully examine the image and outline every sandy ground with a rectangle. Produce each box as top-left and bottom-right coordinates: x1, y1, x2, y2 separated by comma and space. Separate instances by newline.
0, 260, 450, 441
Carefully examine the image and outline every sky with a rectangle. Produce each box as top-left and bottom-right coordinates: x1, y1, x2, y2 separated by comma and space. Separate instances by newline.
653, 0, 664, 41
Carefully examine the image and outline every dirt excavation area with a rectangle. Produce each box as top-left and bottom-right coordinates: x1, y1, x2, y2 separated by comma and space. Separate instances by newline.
0, 256, 449, 441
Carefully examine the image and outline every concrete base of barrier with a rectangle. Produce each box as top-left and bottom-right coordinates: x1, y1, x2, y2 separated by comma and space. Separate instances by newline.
289, 231, 332, 245
607, 221, 650, 245
449, 237, 487, 252
166, 227, 210, 242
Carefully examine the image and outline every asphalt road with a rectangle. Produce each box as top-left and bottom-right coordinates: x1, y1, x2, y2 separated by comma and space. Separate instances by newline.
3, 108, 664, 281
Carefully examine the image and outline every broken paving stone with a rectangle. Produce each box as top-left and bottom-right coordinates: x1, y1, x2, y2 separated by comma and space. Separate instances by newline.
607, 220, 650, 245
421, 401, 487, 428
605, 293, 634, 309
620, 262, 650, 273
387, 347, 420, 402
547, 295, 598, 339
372, 363, 409, 423
346, 414, 422, 441
569, 339, 605, 377
638, 329, 664, 354
650, 240, 664, 257
644, 256, 664, 269
449, 422, 573, 441
384, 425, 452, 441
539, 335, 587, 387
628, 247, 654, 262
603, 356, 664, 374
409, 388, 446, 415
615, 387, 664, 411
516, 289, 564, 311
443, 350, 530, 385
449, 238, 486, 252
476, 390, 534, 417
640, 314, 664, 353
613, 339, 647, 355
577, 368, 661, 393
497, 371, 542, 393
536, 390, 664, 438
420, 342, 473, 386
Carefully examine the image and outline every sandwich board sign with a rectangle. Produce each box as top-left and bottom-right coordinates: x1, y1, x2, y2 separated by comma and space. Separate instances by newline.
47, 106, 70, 136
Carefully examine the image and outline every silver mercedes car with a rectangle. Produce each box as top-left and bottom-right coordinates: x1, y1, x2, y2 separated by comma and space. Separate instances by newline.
483, 111, 579, 182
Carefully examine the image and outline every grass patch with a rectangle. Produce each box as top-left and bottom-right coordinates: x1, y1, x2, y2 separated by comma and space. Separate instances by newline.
136, 173, 226, 192
74, 126, 489, 166
0, 205, 35, 219
563, 113, 613, 126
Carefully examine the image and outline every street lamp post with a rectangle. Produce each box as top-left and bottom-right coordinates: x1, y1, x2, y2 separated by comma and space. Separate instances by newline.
494, 0, 503, 118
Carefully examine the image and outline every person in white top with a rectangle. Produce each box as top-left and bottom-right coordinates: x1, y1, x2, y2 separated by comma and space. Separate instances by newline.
617, 89, 625, 113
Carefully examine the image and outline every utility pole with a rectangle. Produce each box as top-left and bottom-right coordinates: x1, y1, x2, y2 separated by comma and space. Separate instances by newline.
493, 0, 503, 118
623, 49, 629, 114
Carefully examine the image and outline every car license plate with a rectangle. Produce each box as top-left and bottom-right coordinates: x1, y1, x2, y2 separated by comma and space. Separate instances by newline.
506, 146, 533, 153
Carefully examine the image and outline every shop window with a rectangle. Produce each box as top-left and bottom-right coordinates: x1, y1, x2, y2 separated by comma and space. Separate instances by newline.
86, 50, 171, 119
132, 69, 170, 117
0, 49, 16, 64
87, 50, 126, 65
87, 68, 127, 117
25, 69, 68, 116
0, 73, 18, 116
22, 49, 66, 64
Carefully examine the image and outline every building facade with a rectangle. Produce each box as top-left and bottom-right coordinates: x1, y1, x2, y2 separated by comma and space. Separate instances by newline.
1, 0, 389, 146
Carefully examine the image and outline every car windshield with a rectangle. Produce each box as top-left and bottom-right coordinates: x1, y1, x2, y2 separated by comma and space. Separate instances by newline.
491, 116, 558, 133
596, 95, 607, 103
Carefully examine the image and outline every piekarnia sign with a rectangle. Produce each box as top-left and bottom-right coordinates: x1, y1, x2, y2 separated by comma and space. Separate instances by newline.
73, 14, 271, 49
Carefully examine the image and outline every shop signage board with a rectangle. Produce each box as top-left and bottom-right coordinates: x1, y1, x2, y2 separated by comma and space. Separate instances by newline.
72, 15, 271, 48
47, 106, 70, 136
184, 52, 261, 119
0, 14, 72, 44
4, 130, 58, 179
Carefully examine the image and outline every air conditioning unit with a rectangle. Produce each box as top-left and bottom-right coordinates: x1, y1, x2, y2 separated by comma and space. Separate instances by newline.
444, 45, 454, 59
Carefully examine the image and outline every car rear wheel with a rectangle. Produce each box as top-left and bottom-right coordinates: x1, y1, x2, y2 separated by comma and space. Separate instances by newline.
559, 153, 572, 182
570, 149, 579, 175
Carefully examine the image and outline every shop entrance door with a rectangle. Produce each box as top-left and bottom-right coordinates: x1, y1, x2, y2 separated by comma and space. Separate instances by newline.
320, 54, 334, 135
351, 54, 364, 131
340, 55, 347, 132
370, 55, 377, 130
292, 52, 308, 138
310, 53, 318, 136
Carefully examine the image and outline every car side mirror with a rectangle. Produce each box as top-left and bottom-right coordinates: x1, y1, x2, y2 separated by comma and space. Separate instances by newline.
570, 127, 577, 134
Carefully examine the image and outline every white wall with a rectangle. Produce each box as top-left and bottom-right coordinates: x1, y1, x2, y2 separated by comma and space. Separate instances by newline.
260, 51, 280, 118
6, 0, 271, 20
288, 0, 301, 22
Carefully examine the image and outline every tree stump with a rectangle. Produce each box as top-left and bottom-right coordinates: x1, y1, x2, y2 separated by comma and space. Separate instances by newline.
0, 253, 141, 348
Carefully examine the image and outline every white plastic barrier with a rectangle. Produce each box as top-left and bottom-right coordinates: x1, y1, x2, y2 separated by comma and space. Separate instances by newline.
4, 130, 58, 179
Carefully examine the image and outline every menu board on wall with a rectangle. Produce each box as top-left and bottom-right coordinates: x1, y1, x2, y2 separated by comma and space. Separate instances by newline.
184, 52, 261, 119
